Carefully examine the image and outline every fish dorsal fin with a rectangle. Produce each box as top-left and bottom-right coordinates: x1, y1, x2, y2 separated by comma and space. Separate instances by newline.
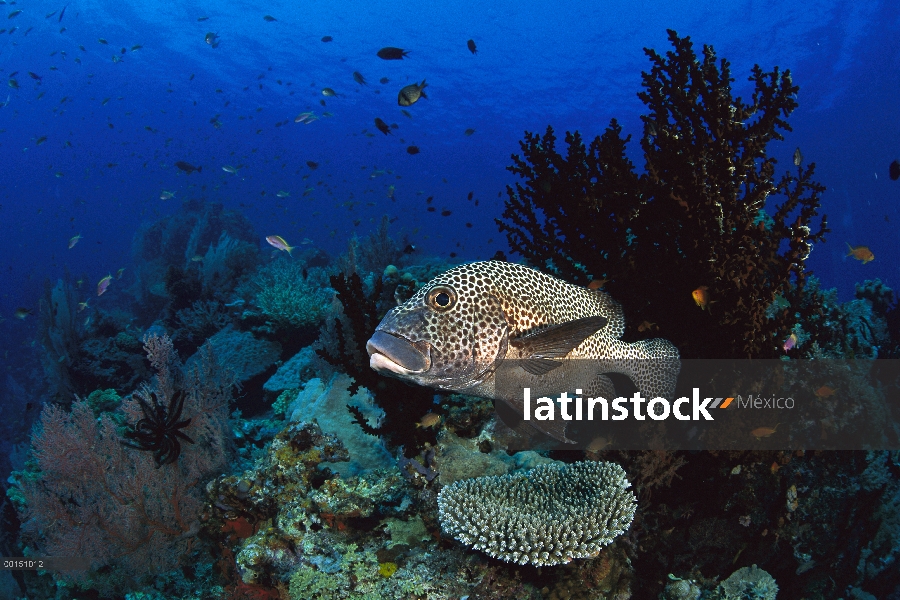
510, 315, 608, 374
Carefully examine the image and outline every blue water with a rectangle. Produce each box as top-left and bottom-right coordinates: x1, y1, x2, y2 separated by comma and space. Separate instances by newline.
2, 0, 898, 341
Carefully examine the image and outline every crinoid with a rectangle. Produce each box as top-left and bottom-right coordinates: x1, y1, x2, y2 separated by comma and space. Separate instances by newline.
121, 389, 194, 466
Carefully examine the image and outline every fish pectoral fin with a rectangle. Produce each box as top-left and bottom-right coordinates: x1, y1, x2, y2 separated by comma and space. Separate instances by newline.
499, 396, 575, 444
530, 418, 575, 444
510, 315, 608, 359
519, 357, 561, 376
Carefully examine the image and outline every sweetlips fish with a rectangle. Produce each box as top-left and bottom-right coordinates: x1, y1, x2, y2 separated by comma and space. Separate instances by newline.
367, 260, 680, 442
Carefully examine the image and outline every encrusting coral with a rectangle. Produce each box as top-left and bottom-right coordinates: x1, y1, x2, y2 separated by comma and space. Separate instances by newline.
497, 30, 828, 359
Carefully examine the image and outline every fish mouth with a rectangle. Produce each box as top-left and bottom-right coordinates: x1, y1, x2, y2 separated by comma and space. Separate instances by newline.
366, 331, 431, 375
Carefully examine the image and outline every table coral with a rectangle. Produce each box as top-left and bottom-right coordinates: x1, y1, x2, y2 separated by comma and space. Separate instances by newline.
437, 461, 636, 566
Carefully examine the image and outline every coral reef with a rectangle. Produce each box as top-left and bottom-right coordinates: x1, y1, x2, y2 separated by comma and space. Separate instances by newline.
497, 30, 827, 359
132, 199, 259, 314
11, 334, 233, 596
437, 461, 636, 566
243, 258, 331, 332
316, 270, 438, 455
715, 564, 778, 599
37, 276, 82, 400
283, 374, 392, 474
190, 327, 281, 385
794, 277, 895, 358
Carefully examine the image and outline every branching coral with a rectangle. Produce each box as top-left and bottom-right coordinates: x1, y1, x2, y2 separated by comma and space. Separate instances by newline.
250, 259, 330, 330
497, 30, 828, 358
315, 272, 439, 455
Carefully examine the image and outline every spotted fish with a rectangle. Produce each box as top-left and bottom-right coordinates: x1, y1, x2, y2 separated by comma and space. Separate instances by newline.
367, 261, 680, 442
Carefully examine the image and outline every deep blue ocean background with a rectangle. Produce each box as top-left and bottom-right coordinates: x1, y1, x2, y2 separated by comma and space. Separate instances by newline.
1, 0, 898, 355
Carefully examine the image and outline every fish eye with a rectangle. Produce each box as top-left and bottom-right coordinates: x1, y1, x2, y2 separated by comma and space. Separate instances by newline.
427, 285, 457, 311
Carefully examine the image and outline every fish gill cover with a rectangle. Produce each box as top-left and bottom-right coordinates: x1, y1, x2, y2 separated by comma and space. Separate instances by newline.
0, 1, 899, 599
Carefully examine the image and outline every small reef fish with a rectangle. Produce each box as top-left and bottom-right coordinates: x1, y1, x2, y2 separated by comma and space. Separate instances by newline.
398, 80, 427, 107
97, 274, 113, 296
295, 112, 315, 124
815, 385, 836, 398
353, 71, 367, 86
464, 128, 475, 136
793, 147, 802, 167
191, 255, 204, 262
160, 190, 175, 200
692, 286, 710, 310
266, 235, 295, 256
846, 243, 874, 264
366, 260, 680, 443
222, 165, 238, 174
276, 190, 290, 198
751, 424, 780, 440
467, 39, 477, 54
14, 307, 32, 319
205, 32, 220, 48
406, 145, 419, 155
416, 412, 441, 429
889, 160, 900, 181
321, 87, 338, 97
587, 279, 607, 290
637, 321, 657, 333
377, 47, 409, 60
374, 118, 391, 135
77, 301, 89, 312
321, 35, 333, 42
585, 436, 612, 454
263, 15, 276, 22
783, 333, 798, 352
68, 233, 82, 248
116, 268, 125, 279
175, 161, 202, 174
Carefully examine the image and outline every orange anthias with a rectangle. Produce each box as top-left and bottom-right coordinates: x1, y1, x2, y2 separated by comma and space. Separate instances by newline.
751, 423, 780, 440
846, 243, 874, 264
815, 385, 836, 398
692, 286, 710, 310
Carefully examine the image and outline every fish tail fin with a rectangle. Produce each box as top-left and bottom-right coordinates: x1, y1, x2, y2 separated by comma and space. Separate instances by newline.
286, 245, 295, 257
197, 166, 202, 173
